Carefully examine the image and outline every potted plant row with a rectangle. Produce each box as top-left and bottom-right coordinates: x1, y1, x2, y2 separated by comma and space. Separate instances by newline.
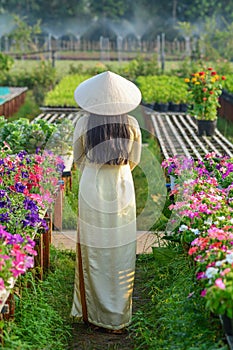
136, 75, 189, 113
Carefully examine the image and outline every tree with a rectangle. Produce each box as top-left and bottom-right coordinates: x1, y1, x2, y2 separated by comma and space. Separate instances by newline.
88, 0, 130, 20
8, 15, 41, 52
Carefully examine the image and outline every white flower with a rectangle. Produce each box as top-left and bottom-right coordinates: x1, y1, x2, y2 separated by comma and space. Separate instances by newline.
190, 228, 199, 235
204, 218, 212, 225
226, 253, 233, 264
215, 260, 226, 267
217, 216, 226, 221
179, 224, 188, 232
205, 267, 219, 279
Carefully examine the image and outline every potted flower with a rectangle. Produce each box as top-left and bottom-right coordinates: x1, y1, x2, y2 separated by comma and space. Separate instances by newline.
185, 67, 226, 136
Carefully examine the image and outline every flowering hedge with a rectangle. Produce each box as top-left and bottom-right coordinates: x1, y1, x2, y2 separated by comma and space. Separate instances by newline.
162, 153, 233, 317
0, 144, 64, 299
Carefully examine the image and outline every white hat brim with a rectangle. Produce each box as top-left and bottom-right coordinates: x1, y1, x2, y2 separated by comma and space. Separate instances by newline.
74, 71, 142, 115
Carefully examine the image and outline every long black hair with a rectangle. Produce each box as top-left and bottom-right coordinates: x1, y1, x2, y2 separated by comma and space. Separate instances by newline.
85, 114, 131, 165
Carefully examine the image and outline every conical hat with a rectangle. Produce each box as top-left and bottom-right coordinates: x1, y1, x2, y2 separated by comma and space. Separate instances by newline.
74, 71, 141, 115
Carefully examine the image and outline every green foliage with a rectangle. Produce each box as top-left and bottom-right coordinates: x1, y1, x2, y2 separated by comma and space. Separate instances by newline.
9, 15, 41, 52
217, 116, 233, 144
119, 54, 159, 81
3, 248, 75, 349
9, 91, 40, 121
0, 116, 56, 153
136, 75, 188, 104
131, 252, 226, 349
1, 61, 56, 105
0, 53, 14, 73
44, 74, 91, 107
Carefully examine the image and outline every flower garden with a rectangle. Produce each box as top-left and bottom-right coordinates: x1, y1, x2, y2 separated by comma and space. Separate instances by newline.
2, 57, 233, 347
0, 145, 65, 302
162, 153, 233, 320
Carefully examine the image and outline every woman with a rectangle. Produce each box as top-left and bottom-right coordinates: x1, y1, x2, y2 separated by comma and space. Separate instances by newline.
71, 71, 142, 332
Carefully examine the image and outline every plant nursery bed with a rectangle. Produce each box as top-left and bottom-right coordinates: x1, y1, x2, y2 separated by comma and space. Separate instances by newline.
149, 111, 233, 160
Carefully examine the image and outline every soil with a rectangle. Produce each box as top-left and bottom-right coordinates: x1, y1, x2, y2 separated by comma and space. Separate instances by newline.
70, 258, 149, 350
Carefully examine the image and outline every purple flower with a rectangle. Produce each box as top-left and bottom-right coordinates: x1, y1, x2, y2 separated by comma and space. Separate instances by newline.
15, 182, 26, 193
196, 271, 206, 280
0, 190, 6, 198
0, 201, 7, 208
21, 171, 29, 178
11, 234, 25, 245
0, 213, 9, 222
24, 198, 38, 211
17, 150, 27, 160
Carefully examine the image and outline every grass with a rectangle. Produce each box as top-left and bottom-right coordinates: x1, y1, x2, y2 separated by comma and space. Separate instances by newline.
8, 91, 40, 122
217, 115, 233, 143
132, 250, 227, 350
3, 247, 75, 349
3, 245, 228, 349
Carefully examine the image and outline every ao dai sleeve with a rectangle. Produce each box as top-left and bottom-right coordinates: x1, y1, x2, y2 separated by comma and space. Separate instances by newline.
73, 116, 87, 170
128, 117, 142, 171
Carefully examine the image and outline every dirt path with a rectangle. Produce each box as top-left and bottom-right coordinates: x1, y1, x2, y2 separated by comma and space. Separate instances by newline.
70, 258, 148, 350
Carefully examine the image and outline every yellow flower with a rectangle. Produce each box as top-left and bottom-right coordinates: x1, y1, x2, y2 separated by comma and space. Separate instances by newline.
192, 77, 197, 83
195, 82, 200, 85
184, 78, 190, 83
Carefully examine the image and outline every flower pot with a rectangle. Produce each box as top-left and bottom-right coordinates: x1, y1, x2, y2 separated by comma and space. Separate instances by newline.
179, 103, 188, 113
196, 119, 217, 137
157, 102, 169, 112
221, 314, 233, 336
169, 102, 180, 112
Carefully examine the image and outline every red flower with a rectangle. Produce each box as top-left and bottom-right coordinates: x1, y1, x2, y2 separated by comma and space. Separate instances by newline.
209, 91, 214, 95
222, 76, 226, 80
203, 88, 207, 92
208, 67, 213, 70
211, 71, 217, 76
199, 71, 205, 76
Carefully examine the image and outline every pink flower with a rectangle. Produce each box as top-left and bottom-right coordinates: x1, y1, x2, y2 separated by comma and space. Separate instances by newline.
196, 271, 206, 280
0, 278, 5, 291
215, 278, 226, 289
188, 247, 198, 255
221, 268, 231, 276
201, 289, 207, 297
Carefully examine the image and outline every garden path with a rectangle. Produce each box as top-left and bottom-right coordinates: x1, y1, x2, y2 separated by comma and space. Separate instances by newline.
52, 230, 159, 254
52, 230, 161, 349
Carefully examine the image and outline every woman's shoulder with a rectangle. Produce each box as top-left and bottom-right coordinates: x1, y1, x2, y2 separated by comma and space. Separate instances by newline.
127, 114, 140, 128
74, 113, 89, 129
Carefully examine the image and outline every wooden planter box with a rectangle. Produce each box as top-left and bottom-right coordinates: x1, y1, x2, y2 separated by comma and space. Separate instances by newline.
0, 87, 28, 118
